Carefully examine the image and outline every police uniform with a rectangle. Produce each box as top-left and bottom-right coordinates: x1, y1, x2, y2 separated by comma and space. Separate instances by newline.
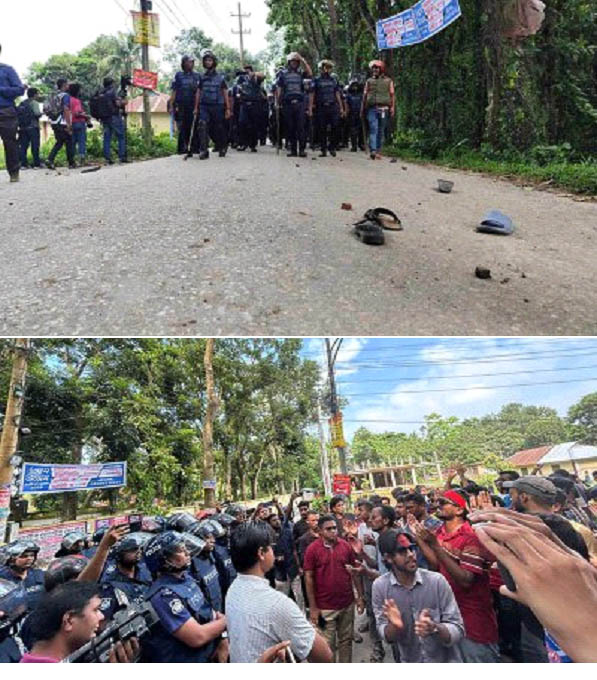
276, 68, 307, 156
191, 553, 223, 613
346, 86, 365, 151
97, 582, 131, 622
101, 562, 152, 606
238, 75, 264, 151
311, 73, 341, 155
143, 572, 217, 663
213, 542, 236, 600
0, 566, 45, 611
198, 69, 228, 156
172, 69, 201, 154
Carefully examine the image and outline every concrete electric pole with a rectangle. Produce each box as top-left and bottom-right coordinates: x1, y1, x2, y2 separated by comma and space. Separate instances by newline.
0, 339, 30, 543
231, 3, 251, 66
140, 0, 153, 145
325, 338, 347, 475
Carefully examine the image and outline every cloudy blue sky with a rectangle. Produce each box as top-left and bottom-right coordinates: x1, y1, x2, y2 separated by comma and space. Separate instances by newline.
4, 0, 271, 79
301, 338, 597, 441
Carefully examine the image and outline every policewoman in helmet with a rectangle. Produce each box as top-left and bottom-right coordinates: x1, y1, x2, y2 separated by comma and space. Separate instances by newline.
142, 531, 228, 662
189, 520, 224, 613
361, 59, 395, 160
0, 540, 45, 610
170, 55, 201, 156
275, 52, 313, 157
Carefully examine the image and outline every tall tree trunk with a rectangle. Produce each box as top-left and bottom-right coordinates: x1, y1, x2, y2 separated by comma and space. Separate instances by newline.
485, 0, 504, 147
202, 339, 218, 508
61, 413, 84, 521
327, 0, 340, 66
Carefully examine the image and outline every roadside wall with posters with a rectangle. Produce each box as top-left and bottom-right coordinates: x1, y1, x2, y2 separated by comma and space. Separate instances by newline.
18, 521, 89, 566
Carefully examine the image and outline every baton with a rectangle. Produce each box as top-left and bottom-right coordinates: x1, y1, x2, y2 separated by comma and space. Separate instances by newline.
276, 104, 281, 155
184, 111, 198, 161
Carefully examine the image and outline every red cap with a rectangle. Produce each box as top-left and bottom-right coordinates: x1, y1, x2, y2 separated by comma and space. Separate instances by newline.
442, 490, 468, 509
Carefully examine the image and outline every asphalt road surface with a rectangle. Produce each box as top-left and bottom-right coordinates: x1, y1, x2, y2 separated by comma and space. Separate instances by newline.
2, 148, 595, 335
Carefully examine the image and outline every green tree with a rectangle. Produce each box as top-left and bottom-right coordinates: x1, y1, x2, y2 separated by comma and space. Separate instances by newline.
568, 393, 597, 445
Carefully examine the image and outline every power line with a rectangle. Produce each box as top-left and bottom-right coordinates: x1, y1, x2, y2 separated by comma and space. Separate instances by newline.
192, 0, 229, 42
336, 363, 597, 386
160, 0, 185, 27
338, 376, 597, 397
153, 0, 183, 29
170, 0, 192, 25
113, 0, 132, 19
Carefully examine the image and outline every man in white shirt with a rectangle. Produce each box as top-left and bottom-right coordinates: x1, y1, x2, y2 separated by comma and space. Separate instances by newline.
225, 522, 332, 663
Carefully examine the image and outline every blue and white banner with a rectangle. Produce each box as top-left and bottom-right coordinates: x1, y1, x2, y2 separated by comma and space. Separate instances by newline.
376, 0, 462, 49
21, 462, 127, 495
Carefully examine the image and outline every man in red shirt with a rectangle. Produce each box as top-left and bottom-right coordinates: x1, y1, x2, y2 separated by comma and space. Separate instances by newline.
412, 489, 500, 662
303, 514, 365, 662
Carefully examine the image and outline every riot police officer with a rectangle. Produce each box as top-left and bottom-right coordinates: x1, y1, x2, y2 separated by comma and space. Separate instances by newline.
309, 60, 344, 157
190, 521, 223, 613
0, 578, 27, 662
275, 52, 312, 157
211, 514, 237, 599
345, 79, 365, 151
0, 540, 45, 610
170, 55, 201, 156
82, 527, 108, 559
54, 530, 86, 558
194, 50, 232, 160
100, 533, 153, 606
142, 531, 228, 663
238, 66, 265, 152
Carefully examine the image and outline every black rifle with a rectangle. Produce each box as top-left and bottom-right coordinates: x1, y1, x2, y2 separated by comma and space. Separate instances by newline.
63, 602, 159, 663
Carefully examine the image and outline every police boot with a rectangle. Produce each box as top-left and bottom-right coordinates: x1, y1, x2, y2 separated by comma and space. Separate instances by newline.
287, 144, 298, 157
219, 145, 228, 158
198, 123, 209, 160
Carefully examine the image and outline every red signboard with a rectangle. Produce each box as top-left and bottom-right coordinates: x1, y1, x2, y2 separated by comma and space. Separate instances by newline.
333, 474, 351, 495
133, 69, 158, 90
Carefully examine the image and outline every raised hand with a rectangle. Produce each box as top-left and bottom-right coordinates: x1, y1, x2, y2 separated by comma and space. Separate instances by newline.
382, 598, 404, 631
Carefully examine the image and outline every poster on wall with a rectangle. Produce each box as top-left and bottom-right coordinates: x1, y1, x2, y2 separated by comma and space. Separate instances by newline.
19, 521, 89, 564
376, 0, 462, 49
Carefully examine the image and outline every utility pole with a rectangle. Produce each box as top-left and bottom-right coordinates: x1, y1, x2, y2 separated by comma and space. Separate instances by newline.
202, 339, 218, 508
0, 339, 30, 544
231, 2, 251, 66
325, 338, 347, 475
140, 0, 153, 145
317, 401, 332, 496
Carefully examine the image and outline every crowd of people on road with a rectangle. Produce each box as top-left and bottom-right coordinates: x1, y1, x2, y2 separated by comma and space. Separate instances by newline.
1, 41, 396, 183
1, 464, 596, 663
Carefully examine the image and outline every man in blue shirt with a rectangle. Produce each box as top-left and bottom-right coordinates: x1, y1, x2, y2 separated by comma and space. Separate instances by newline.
0, 44, 25, 182
0, 541, 45, 610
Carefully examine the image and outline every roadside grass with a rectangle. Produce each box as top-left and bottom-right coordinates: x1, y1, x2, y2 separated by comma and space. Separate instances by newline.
384, 139, 597, 196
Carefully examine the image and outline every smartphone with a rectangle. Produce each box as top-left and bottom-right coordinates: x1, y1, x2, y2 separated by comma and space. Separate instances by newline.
497, 561, 517, 592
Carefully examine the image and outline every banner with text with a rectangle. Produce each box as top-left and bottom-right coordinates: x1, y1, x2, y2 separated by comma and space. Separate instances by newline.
21, 462, 127, 495
376, 0, 461, 49
131, 11, 161, 47
332, 474, 352, 496
329, 412, 347, 449
133, 69, 159, 90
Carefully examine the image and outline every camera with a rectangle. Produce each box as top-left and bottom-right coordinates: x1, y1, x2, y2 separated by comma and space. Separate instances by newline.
119, 75, 133, 98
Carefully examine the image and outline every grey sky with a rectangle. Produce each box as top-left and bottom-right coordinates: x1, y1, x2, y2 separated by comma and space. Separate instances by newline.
3, 0, 271, 79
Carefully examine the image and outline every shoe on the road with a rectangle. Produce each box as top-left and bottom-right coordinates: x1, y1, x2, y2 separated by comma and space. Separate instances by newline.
354, 220, 385, 246
105, 158, 114, 165
120, 159, 131, 164
319, 151, 327, 157
219, 147, 228, 158
69, 163, 77, 170
9, 173, 19, 183
237, 146, 247, 152
369, 152, 376, 160
199, 151, 209, 160
330, 149, 337, 157
45, 161, 55, 170
358, 621, 369, 633
250, 147, 258, 152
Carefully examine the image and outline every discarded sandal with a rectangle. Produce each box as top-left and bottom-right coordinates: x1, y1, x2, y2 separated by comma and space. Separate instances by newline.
477, 210, 514, 235
354, 220, 385, 246
364, 207, 403, 231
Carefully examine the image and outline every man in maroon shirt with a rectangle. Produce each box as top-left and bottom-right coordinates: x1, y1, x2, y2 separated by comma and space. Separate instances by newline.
412, 489, 499, 663
303, 514, 365, 662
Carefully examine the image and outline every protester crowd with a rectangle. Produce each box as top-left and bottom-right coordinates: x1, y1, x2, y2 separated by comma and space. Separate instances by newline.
1, 42, 395, 183
0, 465, 596, 663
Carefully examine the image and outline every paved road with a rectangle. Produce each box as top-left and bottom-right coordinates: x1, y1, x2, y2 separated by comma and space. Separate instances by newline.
2, 148, 595, 335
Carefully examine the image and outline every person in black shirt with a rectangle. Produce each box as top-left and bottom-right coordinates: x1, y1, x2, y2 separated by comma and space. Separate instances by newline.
292, 500, 310, 545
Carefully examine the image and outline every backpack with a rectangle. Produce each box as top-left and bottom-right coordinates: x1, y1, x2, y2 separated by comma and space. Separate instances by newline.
43, 92, 65, 122
17, 100, 35, 128
89, 89, 116, 121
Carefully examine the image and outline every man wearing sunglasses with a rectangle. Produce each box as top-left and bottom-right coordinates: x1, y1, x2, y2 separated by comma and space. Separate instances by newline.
411, 489, 499, 663
372, 529, 464, 662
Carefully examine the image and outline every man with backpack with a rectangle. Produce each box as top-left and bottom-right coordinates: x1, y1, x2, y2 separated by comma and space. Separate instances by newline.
45, 78, 75, 170
90, 77, 128, 165
0, 43, 25, 182
18, 88, 42, 169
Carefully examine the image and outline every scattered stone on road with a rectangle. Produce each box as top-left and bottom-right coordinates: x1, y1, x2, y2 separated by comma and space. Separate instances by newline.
1, 148, 596, 335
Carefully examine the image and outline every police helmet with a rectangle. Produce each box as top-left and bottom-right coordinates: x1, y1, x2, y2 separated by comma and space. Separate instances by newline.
369, 59, 385, 73
180, 532, 207, 556
6, 540, 40, 562
201, 49, 218, 67
191, 520, 215, 540
318, 59, 334, 70
166, 512, 197, 534
214, 513, 235, 528
143, 516, 166, 533
60, 531, 86, 552
44, 556, 89, 592
112, 532, 152, 560
181, 55, 195, 69
287, 52, 301, 64
203, 519, 226, 539
143, 530, 188, 574
0, 579, 28, 623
